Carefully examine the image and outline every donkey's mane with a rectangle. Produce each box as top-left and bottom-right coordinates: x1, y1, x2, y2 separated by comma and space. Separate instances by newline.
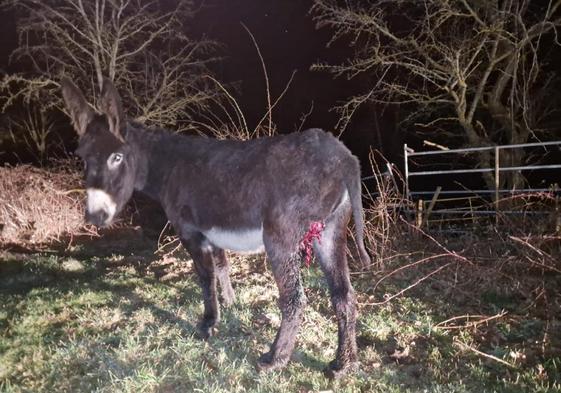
124, 121, 272, 165
126, 121, 199, 146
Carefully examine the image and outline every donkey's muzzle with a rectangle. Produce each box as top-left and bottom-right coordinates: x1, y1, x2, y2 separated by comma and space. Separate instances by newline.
86, 188, 117, 227
85, 210, 110, 227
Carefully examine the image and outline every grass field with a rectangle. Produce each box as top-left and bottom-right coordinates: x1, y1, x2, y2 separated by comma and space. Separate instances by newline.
1, 230, 560, 393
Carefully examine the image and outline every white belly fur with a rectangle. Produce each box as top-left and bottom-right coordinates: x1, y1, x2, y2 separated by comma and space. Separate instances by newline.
204, 227, 265, 254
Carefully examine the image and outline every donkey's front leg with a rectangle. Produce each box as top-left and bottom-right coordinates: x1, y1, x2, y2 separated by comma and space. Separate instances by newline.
181, 234, 220, 339
213, 248, 235, 307
257, 252, 306, 372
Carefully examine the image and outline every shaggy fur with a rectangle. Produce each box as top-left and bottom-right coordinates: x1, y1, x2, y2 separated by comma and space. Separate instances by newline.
61, 77, 370, 378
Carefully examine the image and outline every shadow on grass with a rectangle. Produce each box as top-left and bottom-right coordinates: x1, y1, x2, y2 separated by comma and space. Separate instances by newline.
1, 227, 194, 332
291, 350, 327, 372
0, 238, 274, 380
0, 226, 159, 293
0, 256, 198, 334
7, 230, 558, 391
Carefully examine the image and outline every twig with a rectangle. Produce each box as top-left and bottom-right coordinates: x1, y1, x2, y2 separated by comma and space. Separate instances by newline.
296, 101, 314, 132
241, 23, 273, 135
360, 262, 454, 306
435, 310, 507, 330
423, 140, 449, 150
373, 253, 452, 291
401, 217, 475, 266
509, 235, 561, 274
455, 340, 517, 369
204, 75, 249, 137
253, 70, 297, 137
155, 220, 182, 257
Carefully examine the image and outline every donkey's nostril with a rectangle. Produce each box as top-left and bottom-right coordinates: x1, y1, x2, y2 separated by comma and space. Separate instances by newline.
98, 211, 109, 225
85, 210, 110, 227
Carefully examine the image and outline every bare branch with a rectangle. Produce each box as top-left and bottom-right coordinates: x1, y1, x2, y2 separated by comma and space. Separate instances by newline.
3, 0, 221, 132
312, 0, 561, 190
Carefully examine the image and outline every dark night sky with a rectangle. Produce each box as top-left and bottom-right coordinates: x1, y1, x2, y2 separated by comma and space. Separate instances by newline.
190, 0, 389, 167
0, 0, 399, 172
2, 1, 560, 192
0, 7, 16, 72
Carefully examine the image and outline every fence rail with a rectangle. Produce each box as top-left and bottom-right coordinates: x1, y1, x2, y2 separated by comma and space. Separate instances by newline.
406, 140, 561, 156
408, 164, 561, 177
402, 140, 561, 231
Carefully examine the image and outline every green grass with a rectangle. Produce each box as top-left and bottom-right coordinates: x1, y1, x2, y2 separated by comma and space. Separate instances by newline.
1, 247, 559, 393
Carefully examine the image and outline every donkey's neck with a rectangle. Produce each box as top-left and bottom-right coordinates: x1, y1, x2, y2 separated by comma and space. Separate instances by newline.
125, 125, 149, 196
126, 124, 185, 202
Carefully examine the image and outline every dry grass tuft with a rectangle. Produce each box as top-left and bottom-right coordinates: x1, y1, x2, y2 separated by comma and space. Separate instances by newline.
361, 152, 405, 269
0, 161, 96, 246
357, 153, 561, 375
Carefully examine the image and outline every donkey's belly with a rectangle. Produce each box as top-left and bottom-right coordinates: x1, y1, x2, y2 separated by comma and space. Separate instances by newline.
204, 227, 265, 254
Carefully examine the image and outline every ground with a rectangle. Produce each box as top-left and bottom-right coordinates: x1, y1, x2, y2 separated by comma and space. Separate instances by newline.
0, 229, 559, 393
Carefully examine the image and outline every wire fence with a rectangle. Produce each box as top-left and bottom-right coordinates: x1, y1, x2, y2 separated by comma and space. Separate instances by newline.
371, 141, 561, 232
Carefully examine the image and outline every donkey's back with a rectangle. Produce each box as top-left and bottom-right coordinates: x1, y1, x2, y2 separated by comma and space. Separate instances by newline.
155, 129, 365, 247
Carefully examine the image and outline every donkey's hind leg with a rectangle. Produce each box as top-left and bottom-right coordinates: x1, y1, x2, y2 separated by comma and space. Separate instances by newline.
257, 228, 306, 372
213, 248, 235, 307
314, 200, 358, 379
181, 234, 220, 339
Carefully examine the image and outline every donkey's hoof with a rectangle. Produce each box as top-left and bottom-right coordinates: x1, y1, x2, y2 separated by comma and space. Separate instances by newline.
256, 352, 288, 373
323, 360, 358, 379
197, 322, 217, 340
221, 293, 235, 308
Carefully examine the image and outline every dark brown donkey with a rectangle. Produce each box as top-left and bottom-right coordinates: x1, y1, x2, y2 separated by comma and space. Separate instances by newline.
61, 77, 371, 378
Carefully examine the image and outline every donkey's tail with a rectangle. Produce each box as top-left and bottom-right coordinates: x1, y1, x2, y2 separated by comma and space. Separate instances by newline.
346, 163, 371, 268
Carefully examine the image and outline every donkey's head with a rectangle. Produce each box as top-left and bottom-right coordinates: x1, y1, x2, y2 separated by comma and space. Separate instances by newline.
61, 78, 137, 227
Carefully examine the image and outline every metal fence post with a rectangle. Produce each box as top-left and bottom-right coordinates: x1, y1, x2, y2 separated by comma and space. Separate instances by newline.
423, 186, 442, 228
555, 183, 560, 234
494, 146, 500, 225
404, 144, 409, 200
416, 199, 423, 228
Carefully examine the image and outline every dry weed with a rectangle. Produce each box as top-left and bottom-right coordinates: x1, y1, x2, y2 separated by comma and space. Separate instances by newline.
358, 156, 560, 369
0, 161, 96, 246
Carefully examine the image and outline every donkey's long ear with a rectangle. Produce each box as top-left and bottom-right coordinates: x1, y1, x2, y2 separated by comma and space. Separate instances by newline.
61, 78, 94, 136
99, 78, 125, 142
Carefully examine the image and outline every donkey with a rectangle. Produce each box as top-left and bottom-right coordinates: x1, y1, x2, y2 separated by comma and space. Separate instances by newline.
61, 77, 371, 378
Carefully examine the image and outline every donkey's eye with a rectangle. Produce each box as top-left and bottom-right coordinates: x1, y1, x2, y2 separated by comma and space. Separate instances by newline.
108, 153, 124, 169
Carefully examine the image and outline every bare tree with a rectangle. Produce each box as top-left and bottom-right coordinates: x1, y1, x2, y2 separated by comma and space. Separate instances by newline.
312, 0, 561, 190
7, 106, 55, 164
2, 0, 220, 137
